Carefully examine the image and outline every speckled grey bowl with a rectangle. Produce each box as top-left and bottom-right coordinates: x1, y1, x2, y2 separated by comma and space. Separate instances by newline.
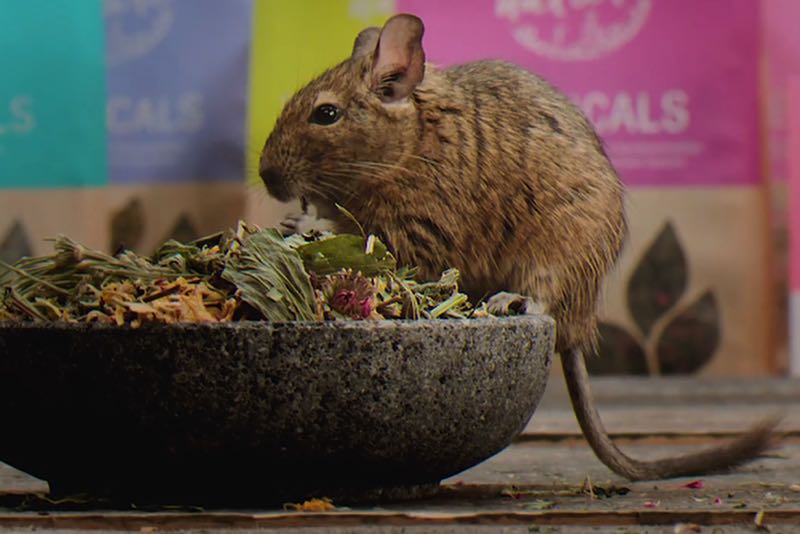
0, 316, 554, 505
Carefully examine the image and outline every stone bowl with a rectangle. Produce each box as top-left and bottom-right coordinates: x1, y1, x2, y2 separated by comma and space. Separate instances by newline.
0, 316, 554, 505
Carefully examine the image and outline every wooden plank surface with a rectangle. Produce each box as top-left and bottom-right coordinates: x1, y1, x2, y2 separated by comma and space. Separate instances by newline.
538, 375, 800, 407
526, 374, 800, 436
448, 441, 800, 487
2, 377, 799, 532
524, 404, 800, 436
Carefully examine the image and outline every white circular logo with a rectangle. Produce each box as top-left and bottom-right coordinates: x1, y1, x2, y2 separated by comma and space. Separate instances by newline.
349, 0, 395, 23
105, 0, 175, 67
495, 0, 652, 61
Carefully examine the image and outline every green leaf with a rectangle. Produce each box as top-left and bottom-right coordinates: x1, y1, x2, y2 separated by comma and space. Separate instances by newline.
221, 229, 317, 321
627, 222, 688, 336
587, 321, 648, 375
428, 292, 468, 318
656, 290, 720, 374
297, 234, 395, 276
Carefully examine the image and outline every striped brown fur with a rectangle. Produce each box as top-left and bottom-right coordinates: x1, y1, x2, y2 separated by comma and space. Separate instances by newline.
259, 14, 778, 481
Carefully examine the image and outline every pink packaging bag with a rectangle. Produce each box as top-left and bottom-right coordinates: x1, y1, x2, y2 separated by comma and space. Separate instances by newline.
761, 0, 800, 373
788, 76, 800, 375
764, 0, 800, 184
397, 0, 760, 188
396, 1, 774, 375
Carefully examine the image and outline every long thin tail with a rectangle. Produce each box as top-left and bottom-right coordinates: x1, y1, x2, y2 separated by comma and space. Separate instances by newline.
560, 348, 781, 481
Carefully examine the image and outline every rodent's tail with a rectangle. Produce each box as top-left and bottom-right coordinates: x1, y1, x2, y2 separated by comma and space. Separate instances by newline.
560, 348, 781, 481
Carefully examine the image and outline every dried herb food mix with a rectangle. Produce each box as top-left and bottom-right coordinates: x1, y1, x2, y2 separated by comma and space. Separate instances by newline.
0, 222, 484, 325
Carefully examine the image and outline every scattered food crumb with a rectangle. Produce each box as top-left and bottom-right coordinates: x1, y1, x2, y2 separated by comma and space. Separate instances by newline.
577, 475, 630, 499
673, 523, 702, 533
644, 500, 660, 508
764, 492, 785, 507
754, 510, 767, 530
501, 486, 525, 499
284, 498, 335, 512
581, 474, 595, 499
522, 499, 556, 510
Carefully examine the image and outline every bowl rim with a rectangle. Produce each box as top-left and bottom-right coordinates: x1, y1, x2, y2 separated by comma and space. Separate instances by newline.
0, 314, 555, 331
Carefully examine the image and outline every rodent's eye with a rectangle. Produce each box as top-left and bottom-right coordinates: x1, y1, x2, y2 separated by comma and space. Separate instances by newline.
310, 104, 341, 126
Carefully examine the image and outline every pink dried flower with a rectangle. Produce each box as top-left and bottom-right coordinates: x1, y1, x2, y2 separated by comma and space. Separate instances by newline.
683, 480, 705, 490
319, 271, 375, 320
360, 298, 373, 317
333, 289, 357, 310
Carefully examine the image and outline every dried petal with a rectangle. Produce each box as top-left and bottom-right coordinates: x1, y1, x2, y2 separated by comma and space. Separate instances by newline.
283, 498, 335, 512
321, 271, 376, 320
125, 302, 157, 315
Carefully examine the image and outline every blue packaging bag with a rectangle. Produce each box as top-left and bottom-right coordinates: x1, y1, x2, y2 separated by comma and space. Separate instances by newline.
0, 0, 107, 188
105, 0, 252, 184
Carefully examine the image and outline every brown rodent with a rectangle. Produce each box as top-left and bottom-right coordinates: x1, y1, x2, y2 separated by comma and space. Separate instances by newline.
258, 14, 778, 480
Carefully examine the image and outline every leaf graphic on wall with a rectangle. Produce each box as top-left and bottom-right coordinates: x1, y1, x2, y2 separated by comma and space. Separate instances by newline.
627, 222, 688, 336
586, 321, 648, 375
0, 220, 33, 264
110, 197, 145, 253
656, 291, 720, 375
164, 214, 199, 245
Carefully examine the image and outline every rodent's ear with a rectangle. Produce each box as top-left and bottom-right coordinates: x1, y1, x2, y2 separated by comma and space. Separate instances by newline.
371, 14, 425, 103
352, 27, 380, 59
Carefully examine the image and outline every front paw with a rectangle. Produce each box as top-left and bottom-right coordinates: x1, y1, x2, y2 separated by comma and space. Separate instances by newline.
279, 213, 334, 237
487, 292, 547, 316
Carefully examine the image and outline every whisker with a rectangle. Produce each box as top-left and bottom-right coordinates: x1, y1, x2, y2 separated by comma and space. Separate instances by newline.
337, 158, 440, 187
316, 170, 384, 192
344, 161, 414, 175
322, 173, 389, 191
318, 173, 367, 199
308, 176, 361, 204
316, 169, 358, 180
314, 178, 358, 202
339, 161, 394, 172
304, 182, 337, 200
329, 166, 395, 186
404, 153, 442, 167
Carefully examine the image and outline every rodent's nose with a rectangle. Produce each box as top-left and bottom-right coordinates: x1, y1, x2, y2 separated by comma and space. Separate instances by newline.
259, 165, 293, 202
